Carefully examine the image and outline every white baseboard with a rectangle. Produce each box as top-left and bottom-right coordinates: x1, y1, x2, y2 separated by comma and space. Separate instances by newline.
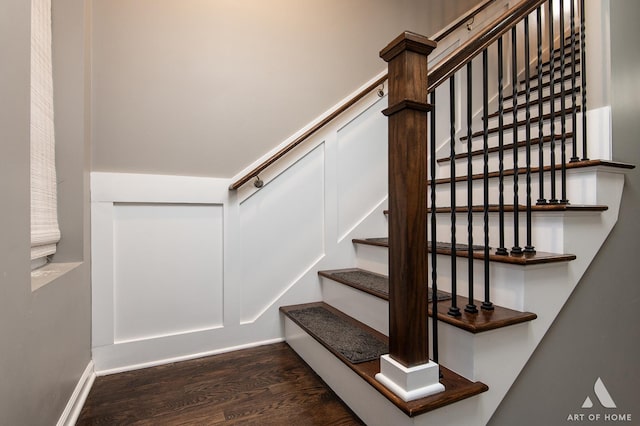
57, 361, 96, 426
94, 337, 285, 376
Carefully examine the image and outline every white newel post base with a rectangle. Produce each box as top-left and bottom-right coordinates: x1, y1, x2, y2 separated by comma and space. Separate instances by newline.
375, 354, 445, 402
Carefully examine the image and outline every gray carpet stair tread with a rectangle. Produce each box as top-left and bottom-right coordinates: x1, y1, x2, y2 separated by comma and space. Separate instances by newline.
283, 303, 388, 364
319, 268, 451, 302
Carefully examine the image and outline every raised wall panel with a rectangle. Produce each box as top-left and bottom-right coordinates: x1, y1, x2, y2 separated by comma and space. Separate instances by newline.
113, 203, 224, 343
336, 97, 388, 240
239, 144, 325, 323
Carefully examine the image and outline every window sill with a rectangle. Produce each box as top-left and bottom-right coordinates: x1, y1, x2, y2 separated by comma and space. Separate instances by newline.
31, 261, 82, 292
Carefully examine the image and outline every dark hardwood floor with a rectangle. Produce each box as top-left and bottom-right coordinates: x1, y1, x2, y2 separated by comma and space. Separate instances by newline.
77, 343, 364, 425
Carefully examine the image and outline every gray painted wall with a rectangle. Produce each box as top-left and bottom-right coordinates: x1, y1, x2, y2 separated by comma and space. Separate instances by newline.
0, 0, 92, 424
90, 0, 479, 178
490, 0, 640, 424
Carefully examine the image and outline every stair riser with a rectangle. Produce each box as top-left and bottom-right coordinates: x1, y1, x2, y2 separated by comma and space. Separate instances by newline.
430, 212, 568, 254
485, 94, 581, 129
440, 139, 576, 180
530, 53, 580, 76
520, 59, 581, 84
321, 278, 389, 335
502, 79, 581, 108
354, 242, 389, 276
352, 244, 530, 311
430, 167, 599, 206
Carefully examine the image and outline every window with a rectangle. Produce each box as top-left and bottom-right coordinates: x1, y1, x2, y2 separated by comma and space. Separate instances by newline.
30, 0, 60, 269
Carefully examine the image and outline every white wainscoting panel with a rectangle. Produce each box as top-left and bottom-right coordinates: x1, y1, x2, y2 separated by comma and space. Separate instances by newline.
337, 97, 388, 240
239, 144, 326, 324
90, 77, 391, 373
113, 203, 224, 343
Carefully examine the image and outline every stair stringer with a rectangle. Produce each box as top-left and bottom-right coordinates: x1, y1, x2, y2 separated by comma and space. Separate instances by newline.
432, 166, 627, 425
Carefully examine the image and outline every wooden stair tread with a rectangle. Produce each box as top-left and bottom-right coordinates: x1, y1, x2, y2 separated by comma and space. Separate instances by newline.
437, 134, 570, 163
352, 238, 576, 265
427, 204, 608, 213
281, 302, 489, 416
318, 268, 537, 333
384, 204, 608, 214
430, 159, 635, 186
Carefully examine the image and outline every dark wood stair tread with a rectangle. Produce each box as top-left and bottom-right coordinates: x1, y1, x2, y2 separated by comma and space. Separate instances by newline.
438, 134, 570, 164
430, 159, 635, 186
281, 302, 488, 417
352, 237, 576, 265
384, 204, 607, 214
318, 268, 537, 333
426, 204, 608, 213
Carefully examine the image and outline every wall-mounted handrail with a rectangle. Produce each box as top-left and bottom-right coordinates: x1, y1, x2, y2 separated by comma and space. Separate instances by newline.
228, 75, 386, 190
229, 0, 504, 191
431, 0, 498, 42
428, 0, 546, 93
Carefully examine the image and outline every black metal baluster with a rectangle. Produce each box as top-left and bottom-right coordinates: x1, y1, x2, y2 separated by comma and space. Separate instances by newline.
580, 0, 589, 161
496, 37, 508, 256
465, 62, 477, 314
429, 90, 439, 363
524, 15, 535, 253
536, 6, 547, 205
482, 49, 494, 311
559, 0, 569, 204
511, 27, 523, 255
570, 0, 580, 163
548, 0, 558, 204
448, 76, 461, 317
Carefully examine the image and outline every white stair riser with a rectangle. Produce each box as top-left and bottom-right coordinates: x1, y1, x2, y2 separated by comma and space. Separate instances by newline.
354, 243, 389, 275
321, 278, 389, 335
439, 138, 576, 180
430, 211, 569, 253
486, 93, 581, 128
528, 53, 581, 76
501, 79, 581, 109
518, 68, 581, 92
350, 244, 529, 311
430, 167, 600, 206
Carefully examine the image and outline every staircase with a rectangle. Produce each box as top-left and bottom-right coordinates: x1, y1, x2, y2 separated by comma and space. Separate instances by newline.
274, 1, 634, 425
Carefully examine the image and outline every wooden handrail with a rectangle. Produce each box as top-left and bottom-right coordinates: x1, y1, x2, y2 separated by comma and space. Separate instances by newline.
229, 0, 505, 191
431, 0, 498, 42
428, 0, 546, 93
228, 75, 386, 190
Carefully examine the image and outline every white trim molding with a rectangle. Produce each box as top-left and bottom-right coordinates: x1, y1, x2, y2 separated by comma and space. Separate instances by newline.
375, 355, 445, 402
56, 361, 95, 426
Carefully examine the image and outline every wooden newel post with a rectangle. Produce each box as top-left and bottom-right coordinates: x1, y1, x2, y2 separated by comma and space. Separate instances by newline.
376, 32, 444, 402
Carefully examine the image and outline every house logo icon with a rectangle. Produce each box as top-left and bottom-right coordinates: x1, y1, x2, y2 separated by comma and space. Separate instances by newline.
567, 377, 632, 423
581, 377, 617, 409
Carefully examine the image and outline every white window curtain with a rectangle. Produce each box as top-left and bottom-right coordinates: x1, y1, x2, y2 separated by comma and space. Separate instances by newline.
30, 0, 60, 266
